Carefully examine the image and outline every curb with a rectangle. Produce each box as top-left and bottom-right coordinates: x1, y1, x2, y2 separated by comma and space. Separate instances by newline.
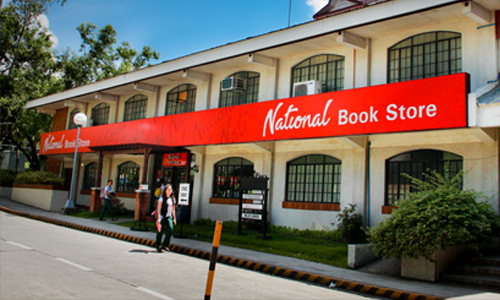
0, 206, 443, 300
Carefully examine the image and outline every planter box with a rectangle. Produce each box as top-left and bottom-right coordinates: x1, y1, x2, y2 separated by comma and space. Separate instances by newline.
348, 244, 378, 269
401, 246, 470, 282
5, 184, 69, 212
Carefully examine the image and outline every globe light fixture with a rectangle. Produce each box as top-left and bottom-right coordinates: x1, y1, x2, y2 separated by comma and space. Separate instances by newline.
65, 113, 88, 210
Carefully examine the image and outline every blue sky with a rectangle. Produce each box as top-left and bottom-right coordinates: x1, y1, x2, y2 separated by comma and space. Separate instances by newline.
40, 0, 328, 64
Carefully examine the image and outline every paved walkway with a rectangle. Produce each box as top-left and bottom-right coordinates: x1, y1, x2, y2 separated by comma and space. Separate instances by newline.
1, 197, 498, 300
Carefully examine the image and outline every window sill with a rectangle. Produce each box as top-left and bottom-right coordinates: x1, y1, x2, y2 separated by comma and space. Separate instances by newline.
282, 201, 340, 211
382, 206, 398, 214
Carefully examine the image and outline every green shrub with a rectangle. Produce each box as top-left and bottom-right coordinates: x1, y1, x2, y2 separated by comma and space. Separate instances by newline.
15, 171, 65, 185
0, 169, 17, 184
367, 170, 500, 261
334, 203, 366, 244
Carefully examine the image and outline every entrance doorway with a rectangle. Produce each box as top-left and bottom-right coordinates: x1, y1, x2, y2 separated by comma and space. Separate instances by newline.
149, 152, 195, 224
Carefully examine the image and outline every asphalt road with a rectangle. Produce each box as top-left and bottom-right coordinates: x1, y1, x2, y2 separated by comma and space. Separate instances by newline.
0, 211, 379, 300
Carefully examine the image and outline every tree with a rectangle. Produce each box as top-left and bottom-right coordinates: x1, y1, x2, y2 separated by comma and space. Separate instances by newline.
0, 0, 60, 171
1, 0, 160, 171
56, 22, 160, 90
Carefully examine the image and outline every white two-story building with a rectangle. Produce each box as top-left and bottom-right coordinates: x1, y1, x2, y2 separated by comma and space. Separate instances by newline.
27, 0, 500, 230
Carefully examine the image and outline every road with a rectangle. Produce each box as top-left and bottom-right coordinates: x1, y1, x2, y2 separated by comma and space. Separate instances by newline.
1, 211, 379, 300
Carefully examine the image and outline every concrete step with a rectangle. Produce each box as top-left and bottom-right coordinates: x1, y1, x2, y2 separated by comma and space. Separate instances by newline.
441, 273, 500, 291
456, 255, 500, 267
448, 264, 500, 277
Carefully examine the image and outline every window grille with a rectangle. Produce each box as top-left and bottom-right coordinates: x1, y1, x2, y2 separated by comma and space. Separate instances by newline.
291, 54, 345, 94
117, 161, 140, 193
166, 84, 197, 115
219, 72, 260, 108
285, 155, 341, 203
385, 150, 463, 206
124, 94, 148, 121
68, 108, 80, 129
83, 163, 98, 190
388, 31, 462, 83
213, 157, 254, 198
91, 103, 110, 126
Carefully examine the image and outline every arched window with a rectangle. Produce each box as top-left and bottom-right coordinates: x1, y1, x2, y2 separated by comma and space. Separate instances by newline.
117, 161, 140, 193
291, 54, 345, 94
68, 108, 80, 129
213, 157, 254, 198
388, 31, 462, 83
91, 102, 110, 126
124, 94, 148, 121
385, 149, 463, 206
219, 71, 260, 108
166, 84, 197, 115
83, 163, 98, 190
286, 155, 341, 203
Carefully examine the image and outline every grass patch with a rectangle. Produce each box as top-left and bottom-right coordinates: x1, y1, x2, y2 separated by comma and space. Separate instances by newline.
114, 218, 349, 268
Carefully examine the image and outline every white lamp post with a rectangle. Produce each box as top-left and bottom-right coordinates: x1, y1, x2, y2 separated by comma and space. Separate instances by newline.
65, 112, 88, 210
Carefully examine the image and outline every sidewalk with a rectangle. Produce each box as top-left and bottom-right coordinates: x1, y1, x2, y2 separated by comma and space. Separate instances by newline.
0, 197, 498, 300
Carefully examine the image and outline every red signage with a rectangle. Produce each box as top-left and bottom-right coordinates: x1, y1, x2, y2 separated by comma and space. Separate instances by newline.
163, 152, 188, 166
40, 73, 469, 155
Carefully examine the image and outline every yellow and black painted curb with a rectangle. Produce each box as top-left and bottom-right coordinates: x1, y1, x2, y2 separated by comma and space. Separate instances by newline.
0, 206, 443, 300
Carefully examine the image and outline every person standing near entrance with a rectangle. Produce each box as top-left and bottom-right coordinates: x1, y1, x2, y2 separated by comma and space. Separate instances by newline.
99, 179, 117, 221
156, 183, 177, 252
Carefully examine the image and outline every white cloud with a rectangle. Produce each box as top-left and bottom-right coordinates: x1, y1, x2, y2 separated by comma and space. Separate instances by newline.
306, 0, 329, 13
37, 14, 59, 48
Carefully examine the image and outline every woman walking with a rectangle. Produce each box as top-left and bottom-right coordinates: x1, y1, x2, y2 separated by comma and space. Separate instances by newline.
156, 183, 176, 252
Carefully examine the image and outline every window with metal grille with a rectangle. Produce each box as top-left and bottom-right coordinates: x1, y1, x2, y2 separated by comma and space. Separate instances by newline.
285, 155, 341, 203
219, 71, 260, 108
91, 103, 110, 126
388, 31, 462, 83
385, 150, 463, 206
83, 162, 98, 190
117, 161, 140, 193
213, 157, 254, 199
291, 54, 345, 94
165, 84, 197, 115
68, 108, 80, 129
124, 94, 148, 121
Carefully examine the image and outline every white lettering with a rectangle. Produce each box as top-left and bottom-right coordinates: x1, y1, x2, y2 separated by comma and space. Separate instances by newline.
263, 100, 332, 137
386, 104, 437, 121
338, 107, 378, 125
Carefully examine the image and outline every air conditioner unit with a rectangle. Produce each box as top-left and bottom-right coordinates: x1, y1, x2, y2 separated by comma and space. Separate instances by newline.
292, 80, 322, 97
221, 76, 246, 92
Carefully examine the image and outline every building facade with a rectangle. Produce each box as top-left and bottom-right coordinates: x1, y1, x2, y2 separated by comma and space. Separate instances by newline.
27, 0, 500, 230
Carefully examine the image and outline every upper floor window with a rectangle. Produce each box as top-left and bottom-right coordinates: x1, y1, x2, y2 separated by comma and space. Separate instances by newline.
213, 157, 254, 199
388, 31, 462, 83
291, 54, 345, 94
91, 103, 110, 126
68, 108, 80, 129
124, 94, 147, 121
83, 162, 98, 190
166, 84, 197, 115
385, 149, 463, 206
117, 161, 140, 193
286, 155, 341, 203
219, 71, 260, 108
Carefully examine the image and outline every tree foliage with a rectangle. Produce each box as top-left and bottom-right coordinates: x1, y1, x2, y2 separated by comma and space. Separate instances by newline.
0, 0, 160, 171
367, 170, 500, 261
56, 22, 160, 89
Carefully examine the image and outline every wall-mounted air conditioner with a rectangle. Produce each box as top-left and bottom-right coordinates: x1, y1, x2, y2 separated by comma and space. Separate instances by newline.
221, 76, 246, 92
292, 80, 322, 97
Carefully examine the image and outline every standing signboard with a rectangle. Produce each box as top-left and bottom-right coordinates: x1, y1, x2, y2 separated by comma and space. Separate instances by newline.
174, 183, 190, 238
238, 177, 269, 238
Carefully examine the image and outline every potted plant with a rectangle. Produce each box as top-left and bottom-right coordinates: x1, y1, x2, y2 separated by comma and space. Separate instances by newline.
335, 203, 365, 244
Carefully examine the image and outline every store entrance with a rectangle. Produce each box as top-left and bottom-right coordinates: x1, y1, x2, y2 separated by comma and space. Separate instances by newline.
149, 152, 194, 224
